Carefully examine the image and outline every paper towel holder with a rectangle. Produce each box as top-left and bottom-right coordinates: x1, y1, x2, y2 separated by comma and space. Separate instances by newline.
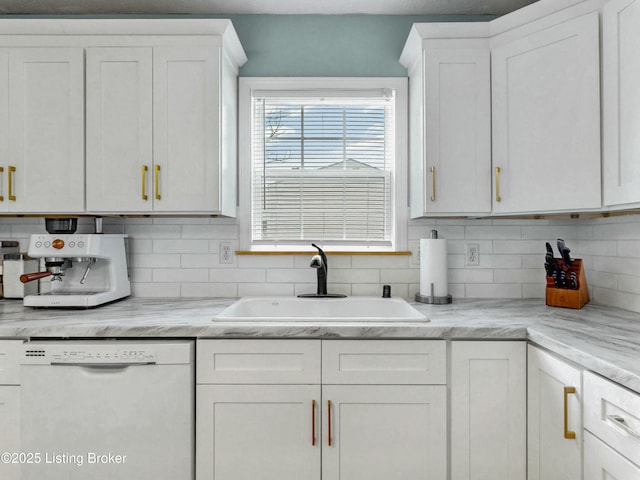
415, 229, 452, 304
415, 283, 452, 304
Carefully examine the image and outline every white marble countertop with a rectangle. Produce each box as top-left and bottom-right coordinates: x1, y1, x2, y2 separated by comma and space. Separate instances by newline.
0, 297, 639, 394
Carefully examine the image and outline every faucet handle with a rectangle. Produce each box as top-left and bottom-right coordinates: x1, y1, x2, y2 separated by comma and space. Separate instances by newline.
311, 243, 327, 268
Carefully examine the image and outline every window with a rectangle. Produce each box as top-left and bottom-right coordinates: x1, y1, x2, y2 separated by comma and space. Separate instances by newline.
239, 78, 407, 252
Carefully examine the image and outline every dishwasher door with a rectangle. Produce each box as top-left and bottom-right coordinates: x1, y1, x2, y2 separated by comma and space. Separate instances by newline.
20, 341, 193, 480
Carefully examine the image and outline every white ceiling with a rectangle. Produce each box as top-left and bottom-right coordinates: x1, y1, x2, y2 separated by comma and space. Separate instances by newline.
0, 0, 537, 16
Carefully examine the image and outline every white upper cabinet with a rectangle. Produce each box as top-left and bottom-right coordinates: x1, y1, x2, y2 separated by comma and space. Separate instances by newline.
602, 0, 640, 207
400, 24, 492, 217
0, 47, 84, 213
152, 46, 221, 213
1, 19, 246, 216
83, 21, 246, 215
86, 47, 153, 212
491, 10, 602, 214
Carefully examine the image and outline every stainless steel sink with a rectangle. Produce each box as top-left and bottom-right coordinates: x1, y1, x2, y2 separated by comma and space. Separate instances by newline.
213, 296, 428, 322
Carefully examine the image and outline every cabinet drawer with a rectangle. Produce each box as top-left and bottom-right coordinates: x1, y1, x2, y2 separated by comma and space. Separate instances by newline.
584, 431, 640, 479
0, 341, 22, 385
584, 371, 640, 466
322, 340, 446, 385
197, 339, 321, 385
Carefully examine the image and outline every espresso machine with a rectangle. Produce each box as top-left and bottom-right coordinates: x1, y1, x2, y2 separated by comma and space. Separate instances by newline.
21, 233, 131, 308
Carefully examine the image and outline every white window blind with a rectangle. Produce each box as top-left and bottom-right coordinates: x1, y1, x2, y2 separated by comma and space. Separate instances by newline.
250, 89, 396, 247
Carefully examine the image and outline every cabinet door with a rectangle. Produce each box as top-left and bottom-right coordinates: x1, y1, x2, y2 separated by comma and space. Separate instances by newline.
8, 47, 84, 213
196, 384, 321, 480
602, 0, 640, 206
450, 341, 526, 480
423, 43, 491, 215
86, 47, 153, 213
584, 431, 640, 480
491, 13, 601, 214
528, 345, 582, 480
153, 46, 221, 213
322, 385, 447, 480
0, 387, 20, 480
0, 49, 7, 213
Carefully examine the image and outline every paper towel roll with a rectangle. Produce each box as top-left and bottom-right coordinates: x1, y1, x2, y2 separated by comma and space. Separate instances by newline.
419, 238, 448, 298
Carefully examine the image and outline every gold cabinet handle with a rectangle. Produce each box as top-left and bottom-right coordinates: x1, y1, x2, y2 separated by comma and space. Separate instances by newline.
564, 386, 576, 439
8, 165, 16, 201
142, 165, 149, 200
142, 165, 149, 201
155, 165, 161, 200
0, 166, 4, 201
495, 166, 502, 203
430, 166, 436, 202
311, 400, 317, 446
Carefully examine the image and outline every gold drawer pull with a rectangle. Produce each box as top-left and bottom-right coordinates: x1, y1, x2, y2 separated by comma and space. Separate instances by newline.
564, 386, 576, 439
0, 166, 4, 201
607, 415, 640, 440
495, 166, 502, 203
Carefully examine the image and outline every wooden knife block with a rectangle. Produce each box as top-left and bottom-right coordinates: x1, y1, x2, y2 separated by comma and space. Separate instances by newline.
545, 258, 590, 309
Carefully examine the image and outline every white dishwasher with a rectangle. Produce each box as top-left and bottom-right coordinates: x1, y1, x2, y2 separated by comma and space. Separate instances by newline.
19, 340, 193, 480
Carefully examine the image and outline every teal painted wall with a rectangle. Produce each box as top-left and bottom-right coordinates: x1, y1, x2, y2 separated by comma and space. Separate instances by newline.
226, 15, 492, 77
2, 13, 493, 76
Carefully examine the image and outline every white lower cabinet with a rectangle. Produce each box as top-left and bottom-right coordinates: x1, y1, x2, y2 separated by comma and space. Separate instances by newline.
196, 339, 447, 480
450, 341, 527, 480
0, 340, 21, 480
527, 345, 582, 480
322, 385, 446, 480
584, 431, 640, 479
197, 384, 321, 480
584, 370, 640, 477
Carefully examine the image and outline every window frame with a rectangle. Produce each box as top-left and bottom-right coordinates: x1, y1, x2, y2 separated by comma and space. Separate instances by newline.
238, 77, 408, 252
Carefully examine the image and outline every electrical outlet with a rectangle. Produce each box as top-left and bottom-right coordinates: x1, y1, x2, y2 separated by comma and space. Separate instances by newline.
466, 243, 480, 266
219, 242, 233, 264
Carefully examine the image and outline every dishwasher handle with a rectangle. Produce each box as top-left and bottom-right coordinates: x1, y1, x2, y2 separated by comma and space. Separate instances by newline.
51, 362, 157, 368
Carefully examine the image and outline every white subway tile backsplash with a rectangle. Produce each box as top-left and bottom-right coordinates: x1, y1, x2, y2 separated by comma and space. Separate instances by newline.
238, 283, 295, 297
153, 268, 209, 283
351, 255, 411, 269
130, 253, 181, 269
449, 269, 494, 284
182, 224, 238, 239
380, 268, 420, 284
132, 282, 181, 297
466, 283, 522, 298
181, 254, 220, 268
209, 268, 266, 283
2, 213, 640, 313
465, 225, 521, 240
267, 268, 316, 283
616, 240, 640, 258
125, 224, 181, 239
238, 255, 294, 269
154, 239, 209, 254
181, 282, 230, 298
494, 268, 543, 284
